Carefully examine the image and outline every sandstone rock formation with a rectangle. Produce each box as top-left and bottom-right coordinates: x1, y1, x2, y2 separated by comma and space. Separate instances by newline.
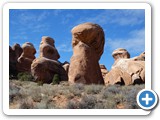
131, 52, 145, 61
68, 22, 105, 84
105, 48, 145, 86
17, 42, 36, 72
62, 61, 70, 75
112, 48, 130, 61
40, 36, 60, 60
31, 36, 68, 84
100, 64, 109, 79
9, 44, 23, 76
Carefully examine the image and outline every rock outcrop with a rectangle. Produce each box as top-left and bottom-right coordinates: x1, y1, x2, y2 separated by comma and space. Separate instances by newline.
100, 64, 109, 79
112, 48, 130, 61
62, 61, 70, 75
31, 36, 68, 84
105, 48, 145, 86
68, 22, 105, 84
17, 42, 36, 72
9, 44, 23, 76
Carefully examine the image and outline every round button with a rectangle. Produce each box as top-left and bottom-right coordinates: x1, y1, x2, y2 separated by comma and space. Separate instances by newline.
137, 89, 158, 110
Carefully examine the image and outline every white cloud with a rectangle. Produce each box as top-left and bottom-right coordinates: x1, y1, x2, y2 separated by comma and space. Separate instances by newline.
75, 9, 144, 26
106, 29, 145, 54
57, 44, 72, 52
10, 10, 50, 33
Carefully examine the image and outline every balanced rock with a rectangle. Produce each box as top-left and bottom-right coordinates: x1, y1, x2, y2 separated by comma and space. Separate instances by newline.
17, 42, 36, 72
105, 48, 145, 86
31, 36, 68, 84
40, 36, 60, 60
68, 22, 105, 84
112, 48, 130, 61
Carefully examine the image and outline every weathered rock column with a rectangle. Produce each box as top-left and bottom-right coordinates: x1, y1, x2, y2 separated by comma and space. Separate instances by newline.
31, 36, 68, 84
9, 44, 23, 76
17, 42, 36, 72
68, 22, 105, 84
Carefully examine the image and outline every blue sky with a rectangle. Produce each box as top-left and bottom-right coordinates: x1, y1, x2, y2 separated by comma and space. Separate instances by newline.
9, 9, 145, 70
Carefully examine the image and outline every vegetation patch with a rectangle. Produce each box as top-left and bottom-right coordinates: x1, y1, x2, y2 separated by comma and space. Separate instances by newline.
9, 80, 144, 109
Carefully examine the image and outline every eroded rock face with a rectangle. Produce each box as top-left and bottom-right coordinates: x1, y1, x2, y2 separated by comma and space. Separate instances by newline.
105, 49, 145, 86
40, 36, 60, 60
104, 67, 132, 86
68, 22, 105, 84
112, 48, 130, 61
100, 64, 109, 79
31, 57, 67, 83
17, 42, 36, 72
9, 44, 23, 76
62, 61, 70, 75
31, 36, 68, 84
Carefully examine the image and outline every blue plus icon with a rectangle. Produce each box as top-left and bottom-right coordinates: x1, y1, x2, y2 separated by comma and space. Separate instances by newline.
137, 89, 158, 110
142, 93, 153, 105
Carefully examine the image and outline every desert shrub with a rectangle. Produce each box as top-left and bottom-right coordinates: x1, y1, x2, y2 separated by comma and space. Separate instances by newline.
67, 101, 80, 109
52, 74, 60, 85
103, 100, 116, 109
85, 84, 103, 94
125, 87, 141, 109
17, 72, 33, 81
19, 98, 34, 109
79, 95, 97, 109
114, 93, 126, 104
68, 83, 84, 97
34, 102, 47, 109
9, 82, 21, 102
107, 85, 120, 94
40, 84, 56, 97
73, 83, 84, 90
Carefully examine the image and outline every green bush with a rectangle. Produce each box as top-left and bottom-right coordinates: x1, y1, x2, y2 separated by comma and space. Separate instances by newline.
17, 72, 33, 81
52, 74, 60, 85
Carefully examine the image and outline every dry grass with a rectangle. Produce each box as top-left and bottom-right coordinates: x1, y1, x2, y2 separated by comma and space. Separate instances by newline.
9, 80, 144, 109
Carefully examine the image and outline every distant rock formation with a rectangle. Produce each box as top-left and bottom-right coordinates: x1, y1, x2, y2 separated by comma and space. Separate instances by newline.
17, 42, 36, 72
68, 22, 105, 84
9, 44, 23, 76
131, 52, 145, 61
100, 64, 109, 79
105, 48, 145, 86
31, 36, 68, 84
112, 48, 130, 61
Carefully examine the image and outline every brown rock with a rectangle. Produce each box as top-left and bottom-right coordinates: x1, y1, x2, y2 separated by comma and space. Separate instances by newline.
31, 36, 68, 83
62, 62, 70, 75
105, 59, 145, 86
100, 64, 109, 79
68, 22, 105, 84
40, 36, 60, 60
104, 67, 132, 86
17, 42, 36, 72
112, 48, 130, 61
9, 44, 23, 76
12, 43, 23, 60
31, 57, 67, 83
